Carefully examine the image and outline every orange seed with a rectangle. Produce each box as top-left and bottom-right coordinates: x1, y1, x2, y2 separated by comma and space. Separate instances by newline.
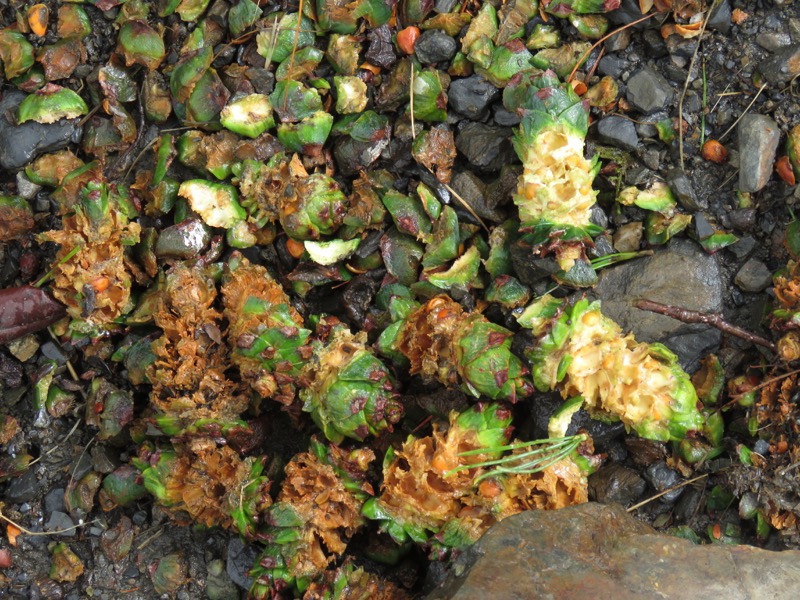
27, 3, 49, 37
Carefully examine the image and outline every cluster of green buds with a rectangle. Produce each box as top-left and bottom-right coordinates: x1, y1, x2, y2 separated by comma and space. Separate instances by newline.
363, 404, 589, 552
505, 70, 601, 280
250, 439, 375, 598
379, 294, 534, 402
300, 315, 403, 443
39, 175, 141, 326
222, 255, 312, 405
135, 442, 272, 538
147, 261, 248, 434
517, 295, 706, 442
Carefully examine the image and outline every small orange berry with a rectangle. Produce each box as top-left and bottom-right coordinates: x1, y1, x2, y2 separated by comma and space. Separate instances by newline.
701, 139, 729, 164
285, 237, 305, 259
27, 4, 49, 37
397, 26, 420, 55
776, 155, 796, 186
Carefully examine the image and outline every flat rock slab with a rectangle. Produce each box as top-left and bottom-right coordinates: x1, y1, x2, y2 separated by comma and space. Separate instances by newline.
594, 238, 723, 370
428, 503, 800, 600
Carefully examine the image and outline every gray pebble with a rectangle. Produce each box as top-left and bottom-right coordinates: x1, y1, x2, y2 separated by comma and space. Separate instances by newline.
448, 75, 500, 119
735, 258, 773, 292
627, 67, 674, 113
596, 116, 639, 151
738, 114, 780, 193
414, 29, 458, 64
645, 461, 685, 503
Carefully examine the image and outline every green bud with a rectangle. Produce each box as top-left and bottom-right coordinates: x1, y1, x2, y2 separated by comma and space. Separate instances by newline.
276, 46, 324, 81
618, 182, 677, 213
182, 68, 230, 124
569, 14, 609, 39
422, 205, 459, 268
65, 471, 102, 518
170, 45, 214, 103
17, 84, 88, 124
334, 75, 369, 114
228, 0, 262, 37
527, 24, 561, 50
477, 40, 534, 88
425, 245, 482, 292
0, 30, 34, 79
118, 20, 165, 70
221, 94, 275, 138
99, 465, 147, 510
382, 189, 432, 241
143, 70, 172, 123
50, 543, 84, 583
178, 180, 246, 229
150, 553, 188, 595
0, 195, 34, 241
58, 5, 93, 39
326, 33, 361, 74
277, 111, 334, 155
381, 227, 424, 286
279, 172, 346, 240
645, 212, 692, 245
531, 41, 592, 79
176, 0, 211, 21
270, 80, 323, 122
461, 3, 498, 55
485, 275, 531, 308
257, 12, 316, 64
412, 69, 448, 122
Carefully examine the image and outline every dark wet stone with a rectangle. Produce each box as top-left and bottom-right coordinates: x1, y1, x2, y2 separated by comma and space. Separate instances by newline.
44, 487, 66, 517
595, 238, 723, 370
645, 461, 684, 503
597, 55, 627, 78
596, 116, 639, 151
666, 36, 699, 61
155, 219, 211, 259
227, 537, 258, 591
626, 67, 674, 113
414, 30, 458, 64
608, 0, 650, 27
40, 341, 68, 365
757, 43, 800, 85
693, 213, 715, 240
492, 105, 520, 127
450, 169, 506, 222
435, 0, 459, 10
674, 486, 704, 523
45, 511, 76, 537
757, 32, 794, 52
5, 468, 43, 504
738, 114, 780, 193
589, 463, 647, 505
641, 29, 669, 58
0, 350, 23, 388
729, 235, 757, 260
429, 503, 800, 600
729, 208, 757, 231
708, 0, 731, 34
735, 258, 773, 292
0, 91, 84, 171
666, 168, 705, 210
605, 28, 632, 52
448, 75, 499, 120
16, 172, 41, 200
455, 122, 515, 172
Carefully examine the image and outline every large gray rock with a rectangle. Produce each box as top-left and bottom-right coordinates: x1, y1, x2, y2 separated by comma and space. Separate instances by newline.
0, 90, 83, 171
738, 114, 780, 193
626, 67, 674, 113
594, 238, 723, 370
455, 122, 515, 172
428, 503, 800, 600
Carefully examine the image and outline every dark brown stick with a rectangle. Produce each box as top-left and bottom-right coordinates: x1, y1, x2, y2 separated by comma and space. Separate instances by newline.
635, 299, 776, 351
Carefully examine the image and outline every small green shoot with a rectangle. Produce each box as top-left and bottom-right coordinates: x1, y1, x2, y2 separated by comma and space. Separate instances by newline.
445, 434, 586, 483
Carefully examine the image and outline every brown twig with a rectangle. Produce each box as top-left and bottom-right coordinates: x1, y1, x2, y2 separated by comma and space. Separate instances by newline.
635, 299, 776, 351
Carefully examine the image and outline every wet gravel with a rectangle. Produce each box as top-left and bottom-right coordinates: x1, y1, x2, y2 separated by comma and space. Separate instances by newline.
4, 0, 800, 598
